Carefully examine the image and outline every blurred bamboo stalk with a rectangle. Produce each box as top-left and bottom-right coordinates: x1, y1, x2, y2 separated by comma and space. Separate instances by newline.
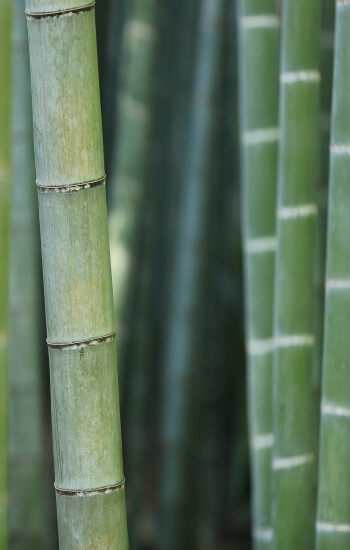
25, 2, 128, 547
316, 2, 350, 548
0, 0, 11, 546
158, 0, 224, 547
109, 0, 160, 404
273, 0, 321, 546
9, 1, 45, 547
237, 1, 280, 547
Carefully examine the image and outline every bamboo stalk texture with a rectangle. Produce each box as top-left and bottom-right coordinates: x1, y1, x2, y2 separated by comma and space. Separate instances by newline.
237, 1, 280, 547
0, 0, 11, 547
316, 2, 350, 549
9, 0, 45, 547
272, 0, 321, 547
25, 1, 128, 547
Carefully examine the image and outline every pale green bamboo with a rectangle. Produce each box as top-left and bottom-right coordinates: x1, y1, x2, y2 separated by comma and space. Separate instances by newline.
237, 1, 279, 548
159, 0, 224, 547
109, 0, 160, 400
316, 2, 350, 548
0, 0, 11, 547
9, 1, 45, 547
272, 0, 321, 547
25, 2, 128, 547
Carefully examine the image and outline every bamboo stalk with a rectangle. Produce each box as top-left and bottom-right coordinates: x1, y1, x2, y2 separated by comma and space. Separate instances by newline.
237, 1, 280, 547
0, 0, 11, 546
159, 0, 223, 546
109, 0, 160, 403
9, 1, 45, 547
25, 2, 128, 547
272, 0, 321, 547
316, 2, 350, 548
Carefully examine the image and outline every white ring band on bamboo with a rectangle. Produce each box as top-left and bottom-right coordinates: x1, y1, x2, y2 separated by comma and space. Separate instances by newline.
280, 71, 321, 84
251, 434, 274, 450
327, 279, 350, 290
239, 15, 279, 29
273, 453, 314, 470
247, 338, 274, 355
278, 204, 318, 219
245, 236, 277, 254
337, 0, 350, 7
47, 331, 116, 351
322, 403, 350, 418
55, 478, 125, 497
241, 127, 279, 145
275, 335, 315, 348
330, 144, 350, 155
253, 528, 273, 542
317, 522, 350, 533
36, 175, 106, 193
25, 2, 95, 17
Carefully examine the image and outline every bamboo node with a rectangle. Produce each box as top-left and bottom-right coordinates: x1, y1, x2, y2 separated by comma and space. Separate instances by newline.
36, 175, 106, 194
275, 335, 315, 348
278, 204, 318, 219
241, 127, 280, 145
251, 434, 274, 450
245, 236, 277, 254
55, 478, 125, 497
240, 15, 279, 30
47, 331, 116, 351
253, 528, 273, 542
327, 279, 350, 290
247, 338, 274, 355
317, 522, 350, 533
322, 403, 350, 418
25, 2, 95, 19
273, 454, 314, 470
280, 71, 321, 84
330, 144, 350, 155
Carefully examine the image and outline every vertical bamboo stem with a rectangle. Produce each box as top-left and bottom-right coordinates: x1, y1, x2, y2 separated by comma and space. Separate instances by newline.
0, 0, 11, 546
273, 0, 321, 547
316, 2, 350, 548
25, 2, 128, 547
9, 1, 45, 547
237, 1, 279, 547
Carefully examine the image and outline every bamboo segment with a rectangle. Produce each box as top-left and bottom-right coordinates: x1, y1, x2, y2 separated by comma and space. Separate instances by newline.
9, 0, 45, 547
159, 0, 223, 547
237, 1, 279, 547
25, 2, 128, 547
0, 0, 11, 547
273, 0, 321, 547
316, 3, 350, 549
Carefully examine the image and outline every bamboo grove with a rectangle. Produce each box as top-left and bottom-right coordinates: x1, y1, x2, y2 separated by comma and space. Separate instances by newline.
1, 0, 350, 549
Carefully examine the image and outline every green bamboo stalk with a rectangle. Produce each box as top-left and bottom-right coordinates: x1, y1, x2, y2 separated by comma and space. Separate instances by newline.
316, 2, 350, 548
237, 1, 280, 547
272, 0, 321, 547
0, 0, 11, 546
109, 0, 160, 402
9, 1, 45, 547
25, 2, 128, 547
159, 0, 223, 547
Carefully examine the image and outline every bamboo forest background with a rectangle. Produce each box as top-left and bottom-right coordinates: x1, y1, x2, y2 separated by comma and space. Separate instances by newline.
0, 0, 343, 548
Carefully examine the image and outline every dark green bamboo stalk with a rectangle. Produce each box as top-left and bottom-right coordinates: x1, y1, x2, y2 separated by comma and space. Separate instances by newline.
9, 1, 45, 547
159, 0, 223, 547
109, 0, 160, 401
25, 2, 128, 547
316, 2, 350, 548
0, 0, 11, 546
237, 2, 280, 547
272, 0, 321, 547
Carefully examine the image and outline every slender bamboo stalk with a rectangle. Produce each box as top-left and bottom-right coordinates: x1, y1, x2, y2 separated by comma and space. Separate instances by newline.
237, 1, 279, 547
316, 2, 350, 548
25, 2, 128, 547
9, 1, 45, 548
272, 0, 321, 547
109, 0, 160, 402
0, 0, 11, 546
159, 0, 223, 546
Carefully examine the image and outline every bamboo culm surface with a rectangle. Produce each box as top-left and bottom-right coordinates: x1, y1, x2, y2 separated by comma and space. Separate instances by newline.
316, 2, 350, 549
159, 0, 223, 547
9, 0, 45, 547
272, 0, 321, 547
25, 2, 128, 547
0, 0, 11, 547
237, 1, 279, 547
